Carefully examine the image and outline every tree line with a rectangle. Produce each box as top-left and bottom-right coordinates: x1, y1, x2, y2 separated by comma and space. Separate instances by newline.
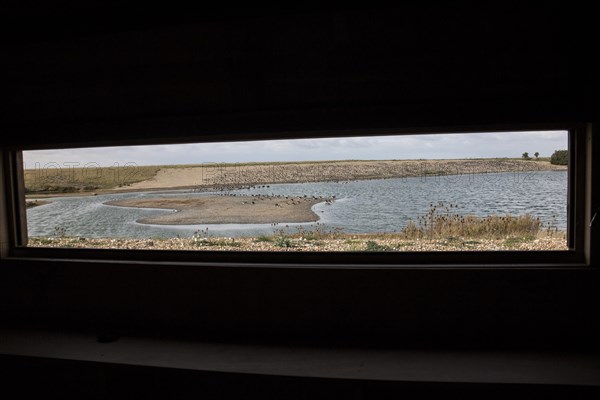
521, 150, 567, 165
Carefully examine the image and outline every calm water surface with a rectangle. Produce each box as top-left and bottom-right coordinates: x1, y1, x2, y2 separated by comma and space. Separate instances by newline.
27, 170, 567, 238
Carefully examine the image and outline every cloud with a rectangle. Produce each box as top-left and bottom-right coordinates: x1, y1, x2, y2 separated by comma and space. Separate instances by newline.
23, 131, 568, 167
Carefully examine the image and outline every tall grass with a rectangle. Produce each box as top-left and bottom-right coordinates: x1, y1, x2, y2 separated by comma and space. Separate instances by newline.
401, 202, 543, 240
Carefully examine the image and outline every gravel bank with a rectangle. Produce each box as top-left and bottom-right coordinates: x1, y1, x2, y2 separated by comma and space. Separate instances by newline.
29, 235, 567, 252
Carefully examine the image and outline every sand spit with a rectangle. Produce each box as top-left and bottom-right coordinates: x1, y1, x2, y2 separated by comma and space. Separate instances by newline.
25, 199, 50, 208
105, 195, 332, 225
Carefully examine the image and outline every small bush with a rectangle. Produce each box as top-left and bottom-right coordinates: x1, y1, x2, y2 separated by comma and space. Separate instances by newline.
550, 150, 568, 165
274, 236, 293, 248
192, 229, 241, 247
191, 228, 210, 246
365, 240, 389, 251
504, 235, 535, 247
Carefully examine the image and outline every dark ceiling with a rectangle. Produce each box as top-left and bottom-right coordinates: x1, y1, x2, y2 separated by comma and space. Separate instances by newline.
2, 4, 593, 146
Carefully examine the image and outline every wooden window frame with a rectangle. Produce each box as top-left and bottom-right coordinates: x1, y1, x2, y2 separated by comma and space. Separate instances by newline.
1, 123, 591, 268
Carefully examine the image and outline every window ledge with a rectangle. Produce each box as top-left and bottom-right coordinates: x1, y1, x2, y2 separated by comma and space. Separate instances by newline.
1, 328, 599, 387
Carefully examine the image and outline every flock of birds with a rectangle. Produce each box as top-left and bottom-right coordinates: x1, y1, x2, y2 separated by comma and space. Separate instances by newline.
216, 192, 336, 207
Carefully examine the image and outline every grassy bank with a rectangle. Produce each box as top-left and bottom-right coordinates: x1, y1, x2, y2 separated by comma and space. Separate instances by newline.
24, 165, 162, 194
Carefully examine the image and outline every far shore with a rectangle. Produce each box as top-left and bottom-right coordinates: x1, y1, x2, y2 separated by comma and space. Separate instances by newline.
25, 158, 567, 197
105, 195, 331, 225
122, 159, 566, 192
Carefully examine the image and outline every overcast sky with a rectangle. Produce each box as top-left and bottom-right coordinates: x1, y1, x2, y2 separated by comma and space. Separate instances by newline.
23, 131, 568, 168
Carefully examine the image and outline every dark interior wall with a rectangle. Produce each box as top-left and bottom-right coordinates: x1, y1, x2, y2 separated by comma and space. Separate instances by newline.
0, 5, 598, 397
0, 5, 597, 349
1, 260, 599, 350
3, 5, 593, 146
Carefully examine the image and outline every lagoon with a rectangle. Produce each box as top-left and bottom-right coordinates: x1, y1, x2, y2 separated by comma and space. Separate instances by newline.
26, 170, 567, 239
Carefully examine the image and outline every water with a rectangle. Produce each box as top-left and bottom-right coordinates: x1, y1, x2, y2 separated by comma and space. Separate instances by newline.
27, 170, 567, 238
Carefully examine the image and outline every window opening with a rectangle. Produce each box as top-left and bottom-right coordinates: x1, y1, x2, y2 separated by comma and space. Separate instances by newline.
21, 131, 569, 252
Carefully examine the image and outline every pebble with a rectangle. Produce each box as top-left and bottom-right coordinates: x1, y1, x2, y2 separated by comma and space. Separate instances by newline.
28, 235, 567, 252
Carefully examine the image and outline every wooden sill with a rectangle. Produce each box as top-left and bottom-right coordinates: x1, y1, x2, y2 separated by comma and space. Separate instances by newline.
1, 328, 599, 387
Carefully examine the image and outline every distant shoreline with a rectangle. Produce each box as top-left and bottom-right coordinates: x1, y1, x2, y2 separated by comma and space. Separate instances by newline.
25, 158, 567, 197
